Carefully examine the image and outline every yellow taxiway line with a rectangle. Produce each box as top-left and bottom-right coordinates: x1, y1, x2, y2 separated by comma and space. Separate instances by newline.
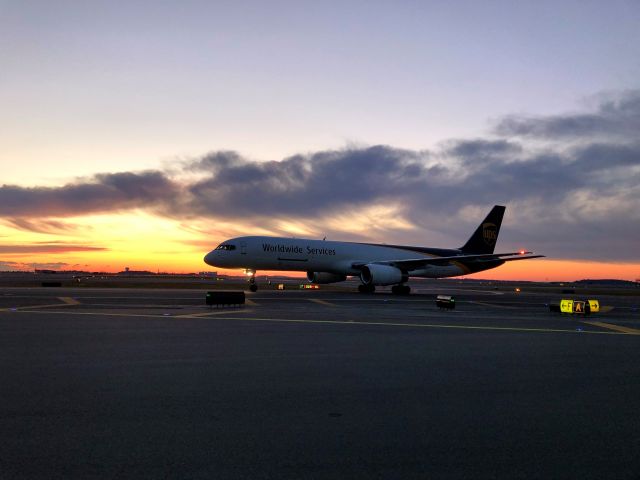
1, 308, 636, 336
1, 297, 81, 311
58, 297, 81, 305
583, 321, 640, 335
309, 299, 338, 307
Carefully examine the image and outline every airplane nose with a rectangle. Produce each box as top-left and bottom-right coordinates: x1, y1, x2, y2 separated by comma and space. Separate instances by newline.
204, 250, 216, 266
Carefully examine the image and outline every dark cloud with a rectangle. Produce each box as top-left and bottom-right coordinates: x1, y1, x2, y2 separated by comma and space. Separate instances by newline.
1, 91, 639, 261
494, 90, 640, 139
445, 139, 522, 165
186, 146, 428, 218
187, 151, 246, 173
3, 218, 85, 234
0, 171, 178, 217
0, 245, 107, 254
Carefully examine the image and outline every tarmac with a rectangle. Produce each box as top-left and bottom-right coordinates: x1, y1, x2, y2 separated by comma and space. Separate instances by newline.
1, 284, 639, 479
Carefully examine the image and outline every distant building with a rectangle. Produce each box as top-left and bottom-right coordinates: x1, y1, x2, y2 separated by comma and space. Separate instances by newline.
117, 269, 155, 275
199, 271, 218, 280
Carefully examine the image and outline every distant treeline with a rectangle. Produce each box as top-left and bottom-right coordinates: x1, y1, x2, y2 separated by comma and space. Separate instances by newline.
574, 279, 639, 286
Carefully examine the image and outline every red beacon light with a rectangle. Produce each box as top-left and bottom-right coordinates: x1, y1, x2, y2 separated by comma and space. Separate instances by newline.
519, 249, 526, 255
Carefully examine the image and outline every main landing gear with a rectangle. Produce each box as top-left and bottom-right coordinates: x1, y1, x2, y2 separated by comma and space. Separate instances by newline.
358, 284, 411, 294
391, 284, 411, 295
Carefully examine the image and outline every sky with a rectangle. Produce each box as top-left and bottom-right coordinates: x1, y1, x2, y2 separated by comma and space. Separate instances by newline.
1, 0, 639, 281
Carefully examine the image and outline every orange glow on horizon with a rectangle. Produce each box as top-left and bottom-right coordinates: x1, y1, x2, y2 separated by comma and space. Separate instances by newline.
1, 212, 639, 282
466, 258, 640, 282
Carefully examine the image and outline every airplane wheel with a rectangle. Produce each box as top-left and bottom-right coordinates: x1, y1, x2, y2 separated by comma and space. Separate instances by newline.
249, 284, 258, 292
392, 285, 411, 295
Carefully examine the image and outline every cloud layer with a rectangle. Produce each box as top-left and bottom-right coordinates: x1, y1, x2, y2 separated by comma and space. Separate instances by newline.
494, 91, 640, 140
0, 171, 176, 218
2, 91, 639, 261
0, 244, 107, 254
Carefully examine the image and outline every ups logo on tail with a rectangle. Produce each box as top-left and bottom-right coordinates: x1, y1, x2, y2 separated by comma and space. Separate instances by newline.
482, 223, 497, 246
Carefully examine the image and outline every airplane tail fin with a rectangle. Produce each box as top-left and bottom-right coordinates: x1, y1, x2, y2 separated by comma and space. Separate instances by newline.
460, 205, 506, 254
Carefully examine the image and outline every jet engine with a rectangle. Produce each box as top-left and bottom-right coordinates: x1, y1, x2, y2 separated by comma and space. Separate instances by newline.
360, 264, 407, 286
306, 271, 347, 284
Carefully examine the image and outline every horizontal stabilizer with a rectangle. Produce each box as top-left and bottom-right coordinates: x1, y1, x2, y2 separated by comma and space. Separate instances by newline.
500, 255, 545, 262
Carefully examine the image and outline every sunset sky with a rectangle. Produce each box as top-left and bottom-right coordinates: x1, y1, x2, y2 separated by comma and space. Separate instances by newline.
1, 1, 639, 281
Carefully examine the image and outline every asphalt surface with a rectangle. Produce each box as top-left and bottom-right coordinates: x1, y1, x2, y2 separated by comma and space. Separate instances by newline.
1, 285, 639, 479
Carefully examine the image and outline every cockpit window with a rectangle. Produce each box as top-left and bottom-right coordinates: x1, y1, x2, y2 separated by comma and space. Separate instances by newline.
215, 244, 236, 251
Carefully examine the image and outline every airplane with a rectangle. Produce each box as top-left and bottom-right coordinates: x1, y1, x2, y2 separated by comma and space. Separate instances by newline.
203, 205, 544, 294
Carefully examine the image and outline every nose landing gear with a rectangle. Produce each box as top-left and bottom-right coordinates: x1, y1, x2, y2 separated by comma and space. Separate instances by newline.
245, 270, 258, 292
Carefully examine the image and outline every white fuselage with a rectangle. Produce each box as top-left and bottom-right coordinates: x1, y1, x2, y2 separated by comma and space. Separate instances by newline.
204, 236, 467, 278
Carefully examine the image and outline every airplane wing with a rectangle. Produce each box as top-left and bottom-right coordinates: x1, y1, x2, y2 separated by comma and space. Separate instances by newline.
352, 252, 545, 271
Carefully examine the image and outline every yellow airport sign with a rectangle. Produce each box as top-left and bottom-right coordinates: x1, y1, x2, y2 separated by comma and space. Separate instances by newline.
560, 299, 574, 313
560, 299, 599, 314
572, 301, 586, 313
